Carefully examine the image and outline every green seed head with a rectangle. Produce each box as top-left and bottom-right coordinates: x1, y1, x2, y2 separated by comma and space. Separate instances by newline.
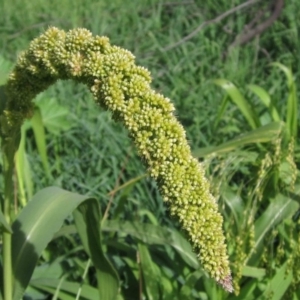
2, 27, 233, 292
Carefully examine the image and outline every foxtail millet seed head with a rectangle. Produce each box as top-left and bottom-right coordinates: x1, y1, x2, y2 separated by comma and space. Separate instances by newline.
2, 27, 233, 292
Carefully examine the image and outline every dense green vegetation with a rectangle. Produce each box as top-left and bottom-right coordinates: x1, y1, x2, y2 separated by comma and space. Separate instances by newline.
0, 0, 299, 299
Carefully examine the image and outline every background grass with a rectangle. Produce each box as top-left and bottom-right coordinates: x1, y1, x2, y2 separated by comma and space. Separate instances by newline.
1, 0, 300, 299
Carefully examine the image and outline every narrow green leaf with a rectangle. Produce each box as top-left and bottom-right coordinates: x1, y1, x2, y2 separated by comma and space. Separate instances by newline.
179, 269, 204, 297
262, 262, 293, 300
52, 224, 77, 239
122, 257, 139, 280
15, 123, 33, 206
246, 191, 299, 265
30, 107, 51, 178
247, 84, 280, 122
107, 174, 147, 197
102, 220, 200, 269
137, 209, 158, 225
138, 243, 161, 300
29, 285, 74, 300
27, 258, 65, 299
231, 280, 257, 300
241, 266, 266, 278
214, 79, 260, 129
248, 84, 271, 107
203, 276, 223, 300
30, 278, 99, 300
293, 291, 300, 300
27, 259, 70, 300
271, 62, 298, 140
213, 94, 229, 130
221, 185, 245, 230
194, 122, 282, 157
158, 276, 174, 298
12, 187, 97, 300
73, 201, 120, 300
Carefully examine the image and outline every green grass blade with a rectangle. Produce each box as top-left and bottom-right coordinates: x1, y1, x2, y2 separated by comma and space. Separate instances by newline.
11, 187, 97, 300
102, 220, 199, 269
29, 285, 74, 300
30, 257, 65, 283
73, 201, 120, 300
194, 122, 283, 157
54, 220, 196, 296
138, 243, 161, 300
246, 191, 299, 265
52, 224, 77, 239
214, 79, 260, 129
247, 84, 281, 122
271, 62, 298, 140
179, 269, 204, 298
231, 280, 257, 300
203, 276, 222, 300
262, 262, 293, 300
30, 278, 99, 300
213, 94, 229, 130
30, 107, 51, 179
222, 185, 245, 230
15, 123, 33, 206
107, 174, 147, 197
241, 266, 266, 278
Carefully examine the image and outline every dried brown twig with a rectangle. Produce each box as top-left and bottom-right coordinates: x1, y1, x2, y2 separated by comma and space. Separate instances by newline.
229, 0, 284, 48
163, 0, 261, 52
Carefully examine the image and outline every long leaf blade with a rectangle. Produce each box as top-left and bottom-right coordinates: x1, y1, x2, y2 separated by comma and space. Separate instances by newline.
138, 243, 161, 300
194, 122, 282, 157
30, 107, 51, 178
30, 278, 99, 300
246, 192, 299, 265
12, 187, 97, 300
262, 262, 293, 300
272, 62, 298, 140
102, 220, 200, 269
214, 79, 260, 129
15, 123, 33, 206
247, 84, 281, 122
73, 202, 120, 300
179, 269, 204, 297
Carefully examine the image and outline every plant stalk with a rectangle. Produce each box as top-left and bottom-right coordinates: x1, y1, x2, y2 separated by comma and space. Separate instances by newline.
2, 145, 16, 300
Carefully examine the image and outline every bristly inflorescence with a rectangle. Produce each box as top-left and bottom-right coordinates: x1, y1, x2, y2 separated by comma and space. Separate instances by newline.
2, 27, 233, 292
